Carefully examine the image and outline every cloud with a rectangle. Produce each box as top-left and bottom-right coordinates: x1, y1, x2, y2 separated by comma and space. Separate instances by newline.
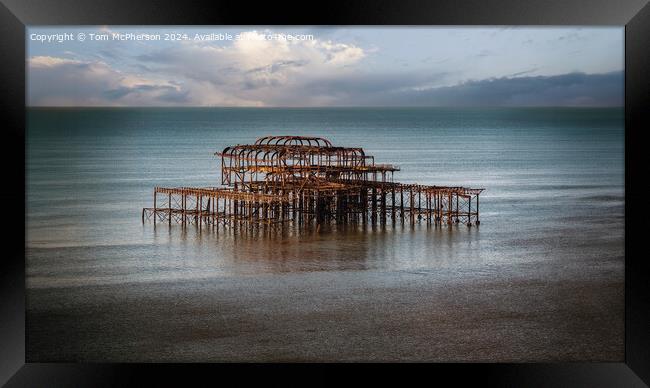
28, 56, 187, 106
369, 71, 623, 107
103, 84, 189, 103
131, 31, 367, 105
505, 68, 540, 77
29, 30, 369, 106
27, 38, 623, 107
248, 70, 621, 107
292, 71, 449, 106
30, 56, 83, 67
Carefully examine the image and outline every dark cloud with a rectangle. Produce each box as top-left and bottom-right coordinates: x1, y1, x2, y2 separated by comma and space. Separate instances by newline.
282, 70, 622, 107
245, 60, 310, 75
358, 70, 623, 107
104, 84, 189, 103
103, 87, 132, 100
157, 88, 190, 103
505, 68, 539, 77
28, 58, 190, 106
242, 78, 282, 90
28, 60, 116, 105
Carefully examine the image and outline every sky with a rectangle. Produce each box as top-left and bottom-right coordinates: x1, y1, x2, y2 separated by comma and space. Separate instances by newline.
26, 26, 624, 107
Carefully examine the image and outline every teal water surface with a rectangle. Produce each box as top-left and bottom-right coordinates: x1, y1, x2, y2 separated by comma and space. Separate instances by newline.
26, 107, 624, 287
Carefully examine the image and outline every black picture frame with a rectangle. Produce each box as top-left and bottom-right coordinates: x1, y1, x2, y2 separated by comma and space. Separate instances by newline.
2, 0, 649, 385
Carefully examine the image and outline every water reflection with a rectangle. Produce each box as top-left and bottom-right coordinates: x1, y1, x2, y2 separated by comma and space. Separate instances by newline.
149, 221, 483, 275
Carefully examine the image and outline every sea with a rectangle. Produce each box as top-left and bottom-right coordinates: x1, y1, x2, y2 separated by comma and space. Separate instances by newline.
25, 107, 625, 288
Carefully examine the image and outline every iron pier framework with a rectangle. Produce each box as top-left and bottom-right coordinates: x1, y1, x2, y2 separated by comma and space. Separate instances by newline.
142, 135, 484, 230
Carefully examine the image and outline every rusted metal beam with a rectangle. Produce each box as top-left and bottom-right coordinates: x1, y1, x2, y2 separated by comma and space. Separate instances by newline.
144, 135, 484, 231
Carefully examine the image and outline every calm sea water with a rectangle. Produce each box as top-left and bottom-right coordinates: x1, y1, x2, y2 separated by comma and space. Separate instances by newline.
26, 107, 624, 288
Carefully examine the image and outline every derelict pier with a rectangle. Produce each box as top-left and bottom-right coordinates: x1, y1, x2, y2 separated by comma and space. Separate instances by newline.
142, 135, 484, 230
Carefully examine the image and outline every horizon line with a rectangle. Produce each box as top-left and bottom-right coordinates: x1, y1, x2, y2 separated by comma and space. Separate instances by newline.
26, 105, 625, 109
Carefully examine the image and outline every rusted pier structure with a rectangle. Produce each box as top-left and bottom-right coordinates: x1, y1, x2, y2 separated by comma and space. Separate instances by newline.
143, 135, 483, 230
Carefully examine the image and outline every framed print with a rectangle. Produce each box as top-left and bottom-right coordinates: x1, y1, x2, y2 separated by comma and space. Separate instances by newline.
2, 0, 649, 386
